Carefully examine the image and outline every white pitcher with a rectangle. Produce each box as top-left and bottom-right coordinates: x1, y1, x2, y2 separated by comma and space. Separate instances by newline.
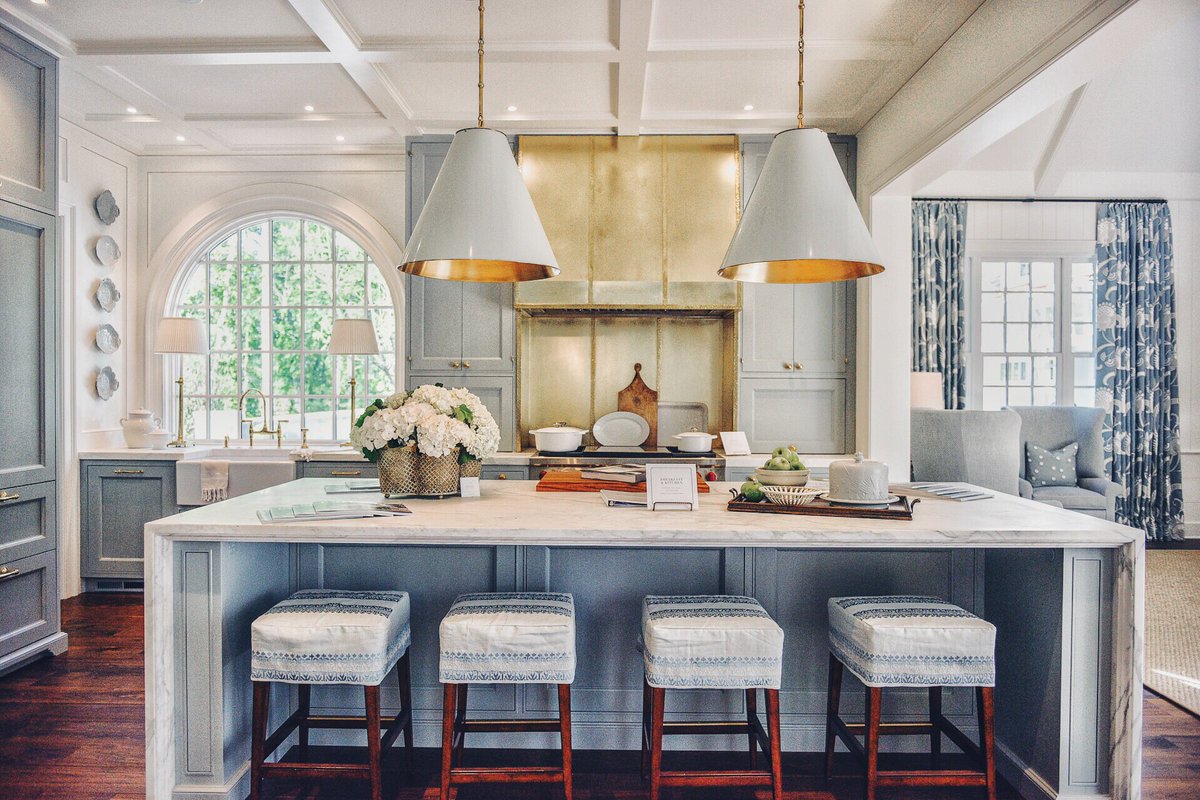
121, 408, 160, 448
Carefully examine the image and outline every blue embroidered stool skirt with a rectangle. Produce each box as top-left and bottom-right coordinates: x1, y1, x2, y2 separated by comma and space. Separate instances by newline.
437, 592, 576, 800
639, 595, 785, 800
824, 595, 998, 800
248, 590, 414, 800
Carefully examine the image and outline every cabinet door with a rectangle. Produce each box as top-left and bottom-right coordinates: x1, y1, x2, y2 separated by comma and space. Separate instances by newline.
740, 282, 796, 374
740, 378, 847, 454
0, 549, 59, 660
408, 276, 464, 372
0, 481, 56, 564
792, 282, 849, 375
0, 27, 56, 213
0, 201, 55, 490
407, 373, 516, 453
480, 466, 528, 481
83, 464, 175, 579
461, 282, 515, 372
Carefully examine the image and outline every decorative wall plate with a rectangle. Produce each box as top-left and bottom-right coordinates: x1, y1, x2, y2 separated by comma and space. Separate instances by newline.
95, 235, 121, 266
95, 278, 121, 312
96, 366, 119, 400
94, 190, 120, 225
95, 323, 121, 354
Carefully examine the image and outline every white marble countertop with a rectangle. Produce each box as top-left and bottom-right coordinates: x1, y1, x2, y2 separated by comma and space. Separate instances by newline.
146, 478, 1142, 549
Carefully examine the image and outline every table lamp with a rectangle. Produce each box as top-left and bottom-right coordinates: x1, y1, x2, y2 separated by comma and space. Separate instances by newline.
155, 317, 209, 447
329, 318, 380, 426
910, 371, 945, 410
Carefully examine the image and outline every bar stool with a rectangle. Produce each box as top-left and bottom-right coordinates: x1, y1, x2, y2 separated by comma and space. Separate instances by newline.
824, 595, 998, 800
249, 589, 414, 800
438, 592, 576, 800
640, 595, 785, 800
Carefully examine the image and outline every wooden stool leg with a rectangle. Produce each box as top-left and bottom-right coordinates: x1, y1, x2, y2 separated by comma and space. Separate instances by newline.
979, 686, 998, 800
929, 685, 943, 766
398, 650, 414, 760
649, 686, 666, 800
558, 683, 574, 800
250, 682, 269, 800
439, 683, 457, 800
865, 686, 882, 800
746, 687, 758, 769
640, 677, 652, 779
766, 688, 783, 800
365, 684, 383, 800
297, 684, 311, 759
454, 683, 468, 765
824, 653, 843, 781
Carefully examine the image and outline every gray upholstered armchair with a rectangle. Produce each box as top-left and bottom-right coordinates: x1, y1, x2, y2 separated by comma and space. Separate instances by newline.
910, 409, 1022, 495
1008, 406, 1124, 521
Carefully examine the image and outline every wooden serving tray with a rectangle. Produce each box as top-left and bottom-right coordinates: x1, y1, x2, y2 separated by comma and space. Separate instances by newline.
726, 492, 918, 520
537, 469, 710, 493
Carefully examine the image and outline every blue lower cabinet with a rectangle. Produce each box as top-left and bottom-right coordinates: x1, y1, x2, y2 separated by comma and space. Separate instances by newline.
297, 461, 380, 480
481, 466, 528, 481
81, 461, 177, 583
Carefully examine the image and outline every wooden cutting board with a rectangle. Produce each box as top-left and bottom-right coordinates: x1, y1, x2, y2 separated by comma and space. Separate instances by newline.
536, 469, 710, 493
617, 363, 657, 448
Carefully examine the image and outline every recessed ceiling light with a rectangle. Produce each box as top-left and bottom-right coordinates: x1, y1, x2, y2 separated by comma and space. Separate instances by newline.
304, 104, 314, 112
126, 106, 138, 114
175, 135, 186, 142
30, 0, 48, 6
507, 105, 517, 112
335, 135, 345, 142
743, 104, 754, 111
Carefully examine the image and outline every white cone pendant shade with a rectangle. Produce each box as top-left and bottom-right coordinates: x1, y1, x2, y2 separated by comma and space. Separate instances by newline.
719, 127, 885, 283
401, 127, 559, 282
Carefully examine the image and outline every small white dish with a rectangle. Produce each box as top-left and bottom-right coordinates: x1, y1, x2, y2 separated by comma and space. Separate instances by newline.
95, 278, 121, 311
95, 235, 121, 266
96, 366, 119, 400
94, 190, 120, 225
95, 323, 121, 354
593, 411, 650, 447
755, 467, 810, 486
819, 493, 900, 506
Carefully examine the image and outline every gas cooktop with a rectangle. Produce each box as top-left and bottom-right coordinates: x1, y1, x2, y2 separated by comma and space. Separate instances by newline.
534, 446, 716, 458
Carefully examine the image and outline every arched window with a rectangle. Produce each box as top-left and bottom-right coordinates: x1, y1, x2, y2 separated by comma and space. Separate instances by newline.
169, 216, 396, 443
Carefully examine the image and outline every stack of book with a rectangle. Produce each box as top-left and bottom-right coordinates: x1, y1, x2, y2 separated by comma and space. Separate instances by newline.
256, 500, 411, 524
580, 464, 646, 484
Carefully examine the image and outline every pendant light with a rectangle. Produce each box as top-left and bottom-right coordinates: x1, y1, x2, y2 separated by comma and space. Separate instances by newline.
719, 1, 884, 283
400, 0, 558, 282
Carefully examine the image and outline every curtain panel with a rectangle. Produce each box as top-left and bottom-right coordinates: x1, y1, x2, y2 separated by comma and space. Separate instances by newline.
911, 200, 968, 409
1095, 201, 1183, 541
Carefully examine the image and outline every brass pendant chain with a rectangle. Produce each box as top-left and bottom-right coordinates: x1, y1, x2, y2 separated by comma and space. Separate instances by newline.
472, 0, 482, 126
797, 0, 805, 128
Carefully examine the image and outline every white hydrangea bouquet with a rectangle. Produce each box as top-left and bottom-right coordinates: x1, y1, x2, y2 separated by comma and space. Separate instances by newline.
351, 384, 500, 495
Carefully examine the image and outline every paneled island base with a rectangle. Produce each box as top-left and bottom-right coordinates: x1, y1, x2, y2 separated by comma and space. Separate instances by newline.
144, 479, 1143, 800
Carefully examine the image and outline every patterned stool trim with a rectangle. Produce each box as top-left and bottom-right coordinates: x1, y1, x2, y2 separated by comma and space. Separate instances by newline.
827, 596, 996, 688
641, 595, 784, 690
439, 592, 576, 684
251, 590, 411, 686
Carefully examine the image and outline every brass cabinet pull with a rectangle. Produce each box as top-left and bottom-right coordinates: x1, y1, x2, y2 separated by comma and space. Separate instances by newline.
0, 491, 20, 503
463, 361, 471, 369
114, 469, 145, 475
794, 362, 805, 371
330, 470, 361, 476
782, 362, 793, 370
0, 566, 19, 582
450, 361, 461, 368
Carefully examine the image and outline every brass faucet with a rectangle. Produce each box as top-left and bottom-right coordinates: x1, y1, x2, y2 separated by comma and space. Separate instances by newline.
237, 388, 271, 447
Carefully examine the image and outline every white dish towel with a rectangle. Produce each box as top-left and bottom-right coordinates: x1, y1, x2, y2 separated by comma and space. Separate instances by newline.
200, 460, 230, 503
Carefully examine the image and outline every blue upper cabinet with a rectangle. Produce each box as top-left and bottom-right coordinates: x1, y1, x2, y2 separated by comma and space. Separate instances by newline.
406, 139, 516, 375
0, 26, 57, 214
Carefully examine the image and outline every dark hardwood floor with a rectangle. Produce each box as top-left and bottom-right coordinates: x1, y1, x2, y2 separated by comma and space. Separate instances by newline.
1, 594, 1196, 799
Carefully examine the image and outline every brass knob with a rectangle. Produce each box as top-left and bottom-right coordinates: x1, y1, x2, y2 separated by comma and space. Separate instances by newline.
794, 362, 805, 371
497, 473, 507, 480
450, 361, 461, 369
783, 362, 793, 370
463, 361, 471, 369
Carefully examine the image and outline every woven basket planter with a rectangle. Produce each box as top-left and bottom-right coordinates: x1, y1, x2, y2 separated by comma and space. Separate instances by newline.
379, 445, 478, 496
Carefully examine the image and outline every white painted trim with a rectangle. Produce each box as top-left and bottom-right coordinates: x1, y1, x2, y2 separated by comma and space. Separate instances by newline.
966, 240, 1096, 259
170, 763, 248, 800
996, 738, 1060, 800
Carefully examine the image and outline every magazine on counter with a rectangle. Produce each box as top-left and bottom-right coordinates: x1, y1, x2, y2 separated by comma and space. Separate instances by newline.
323, 479, 382, 494
581, 464, 646, 484
599, 490, 648, 508
256, 500, 411, 524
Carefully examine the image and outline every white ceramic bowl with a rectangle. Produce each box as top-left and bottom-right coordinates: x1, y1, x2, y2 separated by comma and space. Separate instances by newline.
755, 467, 811, 486
145, 430, 174, 450
761, 485, 822, 506
529, 424, 588, 452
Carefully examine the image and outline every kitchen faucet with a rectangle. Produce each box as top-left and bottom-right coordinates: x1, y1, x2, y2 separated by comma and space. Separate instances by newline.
237, 388, 271, 446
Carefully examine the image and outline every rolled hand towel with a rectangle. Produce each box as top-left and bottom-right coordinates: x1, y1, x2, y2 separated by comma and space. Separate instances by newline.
200, 460, 230, 503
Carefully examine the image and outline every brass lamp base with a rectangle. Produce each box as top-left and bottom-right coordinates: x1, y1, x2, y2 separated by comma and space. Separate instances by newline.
168, 373, 192, 447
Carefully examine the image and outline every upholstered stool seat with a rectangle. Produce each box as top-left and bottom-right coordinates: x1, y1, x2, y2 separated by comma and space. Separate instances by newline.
249, 589, 414, 800
640, 595, 785, 800
824, 595, 998, 800
438, 592, 576, 800
641, 594, 784, 689
827, 595, 996, 688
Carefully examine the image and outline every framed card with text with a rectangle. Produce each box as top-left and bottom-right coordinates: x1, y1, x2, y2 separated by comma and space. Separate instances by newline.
645, 464, 699, 511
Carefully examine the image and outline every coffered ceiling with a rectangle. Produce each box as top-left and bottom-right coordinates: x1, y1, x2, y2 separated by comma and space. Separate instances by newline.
1, 0, 985, 155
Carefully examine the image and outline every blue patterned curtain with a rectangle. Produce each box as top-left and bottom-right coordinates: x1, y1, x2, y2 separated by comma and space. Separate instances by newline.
912, 200, 968, 409
1095, 202, 1183, 540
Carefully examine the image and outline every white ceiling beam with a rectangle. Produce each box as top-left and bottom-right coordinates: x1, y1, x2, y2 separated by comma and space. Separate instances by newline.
284, 0, 418, 137
1033, 83, 1090, 196
616, 0, 654, 136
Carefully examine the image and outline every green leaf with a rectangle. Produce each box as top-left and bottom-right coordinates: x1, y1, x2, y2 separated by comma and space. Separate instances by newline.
453, 403, 474, 424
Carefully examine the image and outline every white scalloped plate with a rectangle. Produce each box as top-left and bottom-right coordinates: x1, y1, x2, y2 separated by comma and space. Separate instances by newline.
95, 235, 121, 266
95, 278, 121, 312
96, 366, 119, 400
96, 323, 121, 354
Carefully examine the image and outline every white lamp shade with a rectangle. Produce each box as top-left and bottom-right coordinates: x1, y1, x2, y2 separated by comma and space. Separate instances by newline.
329, 318, 380, 355
154, 317, 208, 355
401, 127, 559, 282
720, 127, 885, 283
911, 371, 945, 409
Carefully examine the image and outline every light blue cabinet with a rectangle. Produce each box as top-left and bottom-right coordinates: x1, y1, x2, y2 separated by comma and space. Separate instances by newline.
406, 373, 517, 452
297, 461, 378, 480
739, 377, 849, 454
0, 25, 57, 214
81, 461, 177, 584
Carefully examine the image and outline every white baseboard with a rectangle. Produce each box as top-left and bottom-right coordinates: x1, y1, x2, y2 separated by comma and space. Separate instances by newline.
172, 763, 248, 800
995, 738, 1112, 800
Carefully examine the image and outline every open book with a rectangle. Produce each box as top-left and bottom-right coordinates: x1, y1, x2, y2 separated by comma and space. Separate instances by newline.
256, 500, 411, 524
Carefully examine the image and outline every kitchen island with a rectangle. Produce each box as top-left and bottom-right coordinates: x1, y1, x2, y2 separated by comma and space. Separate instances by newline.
145, 479, 1143, 800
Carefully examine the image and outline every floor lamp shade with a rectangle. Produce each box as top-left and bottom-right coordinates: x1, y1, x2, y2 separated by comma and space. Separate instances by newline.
719, 128, 885, 283
154, 317, 208, 355
400, 127, 559, 282
911, 371, 945, 409
329, 318, 380, 355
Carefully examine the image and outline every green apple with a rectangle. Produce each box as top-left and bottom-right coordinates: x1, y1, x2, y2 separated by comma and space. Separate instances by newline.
740, 480, 765, 502
771, 446, 790, 459
786, 452, 804, 469
766, 455, 792, 471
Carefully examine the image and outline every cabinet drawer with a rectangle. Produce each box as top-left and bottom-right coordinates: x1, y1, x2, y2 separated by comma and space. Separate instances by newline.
298, 462, 379, 479
0, 549, 59, 659
0, 481, 56, 563
481, 466, 528, 481
83, 463, 175, 579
